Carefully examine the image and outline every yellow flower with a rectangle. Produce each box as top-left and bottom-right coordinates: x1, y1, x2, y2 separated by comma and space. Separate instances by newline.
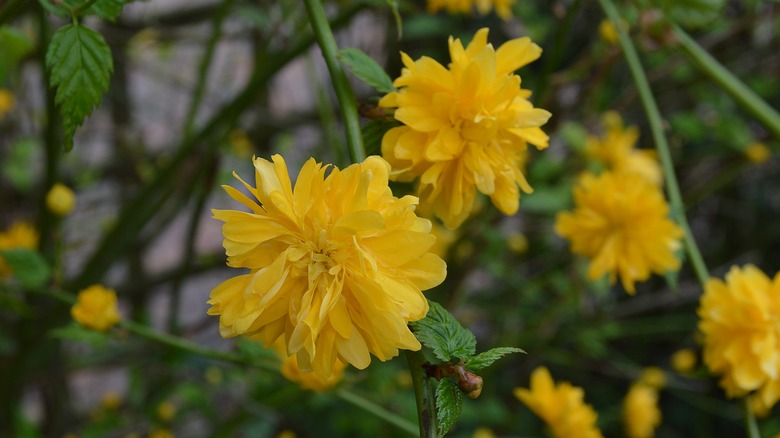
71, 284, 121, 331
0, 221, 39, 277
555, 171, 683, 294
228, 129, 254, 158
585, 112, 662, 186
471, 427, 495, 438
698, 265, 780, 410
46, 183, 76, 216
670, 348, 697, 374
744, 141, 771, 164
156, 401, 176, 422
428, 219, 458, 260
623, 383, 662, 438
0, 89, 15, 120
380, 28, 551, 228
272, 338, 346, 392
209, 155, 446, 379
426, 0, 515, 19
514, 367, 603, 438
507, 232, 528, 254
638, 367, 666, 389
598, 20, 620, 45
101, 392, 122, 410
147, 429, 173, 438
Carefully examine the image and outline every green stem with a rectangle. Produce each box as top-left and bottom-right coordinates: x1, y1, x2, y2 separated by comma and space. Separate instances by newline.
406, 350, 438, 438
673, 24, 780, 141
742, 397, 761, 438
182, 0, 233, 135
302, 0, 366, 164
596, 0, 709, 287
119, 320, 279, 373
336, 389, 417, 436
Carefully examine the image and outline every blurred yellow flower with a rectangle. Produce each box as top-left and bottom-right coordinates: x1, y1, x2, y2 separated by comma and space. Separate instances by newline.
0, 221, 40, 277
555, 171, 683, 294
71, 284, 121, 331
46, 183, 76, 216
228, 129, 253, 158
209, 155, 446, 379
428, 219, 458, 260
514, 367, 603, 438
471, 427, 496, 438
671, 348, 697, 374
598, 20, 620, 45
638, 367, 666, 389
744, 141, 771, 164
147, 429, 173, 438
623, 383, 661, 438
276, 430, 296, 438
426, 0, 515, 20
101, 392, 122, 410
272, 338, 346, 392
156, 400, 176, 422
586, 112, 662, 186
0, 89, 15, 120
698, 265, 780, 410
380, 28, 551, 228
507, 232, 528, 254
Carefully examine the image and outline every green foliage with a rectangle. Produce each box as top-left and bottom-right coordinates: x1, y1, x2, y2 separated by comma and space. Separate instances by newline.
465, 347, 525, 372
656, 0, 725, 28
45, 23, 113, 151
38, 0, 130, 20
0, 248, 51, 289
0, 26, 34, 84
1, 137, 39, 192
49, 323, 112, 347
80, 0, 128, 21
435, 379, 462, 436
339, 48, 395, 94
410, 300, 476, 362
361, 119, 399, 157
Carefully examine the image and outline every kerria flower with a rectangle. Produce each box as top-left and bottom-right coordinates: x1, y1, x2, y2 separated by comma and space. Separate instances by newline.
698, 265, 780, 410
46, 183, 76, 216
209, 155, 446, 379
0, 221, 39, 278
744, 141, 771, 164
273, 339, 347, 392
555, 171, 683, 294
623, 383, 662, 438
514, 367, 603, 438
585, 111, 662, 186
71, 284, 121, 331
380, 28, 551, 229
0, 89, 15, 120
426, 0, 515, 20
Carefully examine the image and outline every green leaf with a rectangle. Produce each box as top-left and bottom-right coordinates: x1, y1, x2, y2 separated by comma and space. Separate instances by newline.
0, 248, 51, 289
435, 379, 462, 436
45, 23, 114, 152
410, 300, 476, 362
339, 48, 395, 94
0, 26, 35, 83
465, 347, 524, 371
37, 0, 70, 18
49, 323, 111, 347
659, 0, 725, 28
362, 119, 399, 157
83, 0, 128, 21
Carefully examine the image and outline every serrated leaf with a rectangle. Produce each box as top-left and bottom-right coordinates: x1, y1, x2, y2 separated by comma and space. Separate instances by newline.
38, 0, 70, 18
49, 323, 111, 346
0, 26, 35, 83
435, 379, 462, 436
46, 23, 113, 151
86, 0, 128, 21
362, 119, 399, 157
465, 347, 524, 371
339, 48, 395, 94
0, 248, 51, 289
659, 0, 724, 28
410, 300, 476, 362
